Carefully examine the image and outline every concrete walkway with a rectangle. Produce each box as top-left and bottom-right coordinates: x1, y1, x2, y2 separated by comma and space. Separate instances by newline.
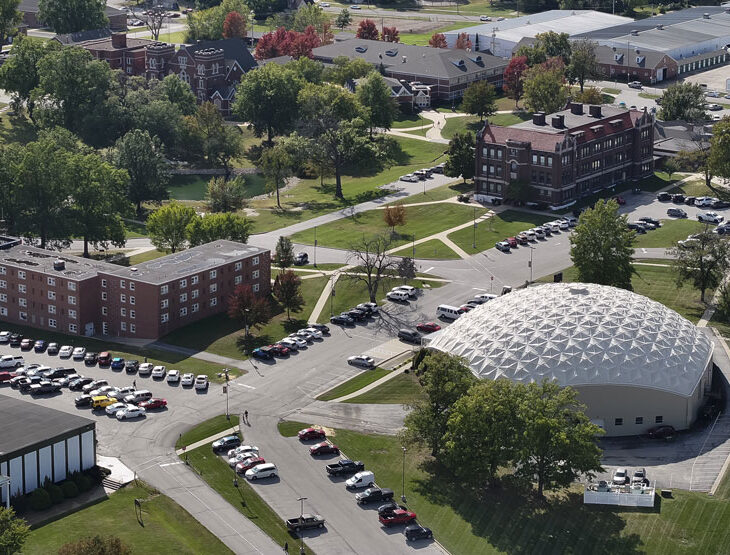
329, 367, 409, 403
174, 424, 241, 456
149, 341, 251, 371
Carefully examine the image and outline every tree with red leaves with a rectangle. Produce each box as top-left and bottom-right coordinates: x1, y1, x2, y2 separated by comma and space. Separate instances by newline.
289, 25, 321, 59
455, 32, 472, 50
222, 11, 247, 40
428, 33, 447, 48
356, 19, 379, 40
254, 27, 294, 60
382, 26, 399, 42
227, 285, 271, 336
503, 55, 528, 109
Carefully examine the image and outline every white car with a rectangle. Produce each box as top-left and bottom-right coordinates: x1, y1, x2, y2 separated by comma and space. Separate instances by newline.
393, 285, 417, 298
479, 15, 491, 21
112, 386, 135, 398
105, 402, 130, 415
245, 463, 278, 480
286, 336, 307, 349
138, 363, 154, 376
548, 221, 561, 233
532, 227, 545, 239
72, 347, 86, 360
524, 230, 537, 241
278, 338, 300, 351
228, 450, 260, 467
167, 369, 180, 383
695, 196, 717, 207
706, 90, 720, 97
356, 302, 379, 314
194, 375, 209, 390
612, 467, 628, 485
294, 330, 315, 342
698, 212, 723, 224
83, 380, 108, 394
227, 445, 260, 459
89, 385, 115, 397
302, 327, 323, 339
116, 406, 146, 420
474, 293, 497, 303
348, 355, 375, 368
0, 331, 9, 343
59, 345, 73, 358
181, 373, 195, 386
151, 365, 166, 379
558, 220, 570, 230
400, 174, 418, 182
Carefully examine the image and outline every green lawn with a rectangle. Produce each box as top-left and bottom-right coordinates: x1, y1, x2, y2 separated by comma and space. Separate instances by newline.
343, 370, 426, 404
168, 173, 267, 202
123, 219, 147, 238
298, 262, 346, 271
161, 276, 328, 359
639, 92, 661, 100
128, 249, 168, 265
183, 445, 314, 554
316, 368, 391, 401
176, 414, 240, 449
669, 179, 714, 198
399, 22, 473, 45
0, 113, 38, 144
289, 203, 486, 250
155, 30, 188, 43
447, 210, 553, 255
277, 419, 311, 437
602, 87, 621, 95
390, 238, 461, 259
391, 112, 430, 129
23, 484, 232, 555
633, 219, 708, 248
387, 180, 471, 205
441, 115, 482, 140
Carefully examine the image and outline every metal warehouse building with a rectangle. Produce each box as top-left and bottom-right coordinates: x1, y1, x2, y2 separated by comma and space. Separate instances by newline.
0, 395, 96, 504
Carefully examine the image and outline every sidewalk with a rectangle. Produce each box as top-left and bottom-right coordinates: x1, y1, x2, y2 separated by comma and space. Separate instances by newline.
329, 367, 409, 402
175, 424, 241, 455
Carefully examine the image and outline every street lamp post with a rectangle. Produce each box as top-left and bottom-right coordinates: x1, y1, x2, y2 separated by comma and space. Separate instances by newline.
401, 447, 407, 503
223, 368, 230, 420
297, 496, 307, 553
313, 226, 317, 268
472, 207, 477, 249
528, 246, 534, 283
412, 234, 415, 259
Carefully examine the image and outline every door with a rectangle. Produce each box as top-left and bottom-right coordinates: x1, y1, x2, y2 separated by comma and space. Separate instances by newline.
657, 68, 665, 82
84, 322, 94, 336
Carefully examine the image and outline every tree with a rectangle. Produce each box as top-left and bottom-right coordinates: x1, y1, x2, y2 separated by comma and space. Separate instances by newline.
709, 117, 730, 183
454, 33, 471, 50
248, 0, 286, 18
444, 131, 475, 184
185, 0, 249, 42
669, 229, 730, 303
137, 6, 165, 41
659, 82, 707, 123
515, 381, 603, 498
576, 86, 603, 105
356, 19, 378, 40
0, 506, 30, 555
112, 130, 169, 217
324, 56, 373, 85
227, 284, 271, 336
382, 26, 399, 42
286, 56, 325, 84
522, 58, 569, 115
260, 143, 292, 208
461, 81, 496, 122
292, 4, 328, 35
273, 270, 304, 319
186, 212, 251, 247
535, 31, 571, 65
182, 102, 242, 172
568, 38, 602, 93
383, 204, 406, 233
443, 380, 524, 490
346, 234, 398, 303
663, 157, 679, 181
222, 11, 247, 39
254, 27, 295, 59
233, 63, 302, 144
335, 8, 351, 31
715, 282, 730, 323
288, 25, 321, 59
58, 536, 131, 555
504, 179, 533, 203
146, 203, 196, 253
274, 236, 295, 268
569, 199, 635, 290
515, 44, 547, 67
0, 36, 58, 120
158, 74, 197, 116
402, 351, 476, 456
428, 33, 447, 49
356, 72, 398, 137
0, 0, 21, 51
67, 152, 131, 258
503, 55, 528, 109
206, 176, 247, 213
39, 0, 107, 33
397, 256, 416, 284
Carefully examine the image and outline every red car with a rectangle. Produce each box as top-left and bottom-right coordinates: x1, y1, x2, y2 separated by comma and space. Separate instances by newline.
647, 425, 675, 439
139, 398, 167, 410
98, 351, 112, 366
310, 441, 339, 456
379, 509, 417, 526
416, 322, 441, 333
19, 338, 33, 350
612, 196, 626, 205
458, 305, 473, 313
235, 456, 265, 474
298, 427, 326, 441
506, 237, 518, 248
270, 344, 290, 357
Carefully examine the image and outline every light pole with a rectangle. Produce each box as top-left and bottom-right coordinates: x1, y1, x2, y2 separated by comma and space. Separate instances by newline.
528, 246, 534, 283
472, 207, 477, 249
313, 226, 317, 268
401, 447, 407, 503
297, 496, 307, 553
412, 234, 415, 259
329, 273, 336, 317
250, 10, 255, 46
223, 368, 230, 420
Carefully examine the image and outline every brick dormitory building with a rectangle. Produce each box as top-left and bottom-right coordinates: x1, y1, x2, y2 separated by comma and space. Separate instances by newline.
0, 238, 270, 341
474, 103, 655, 209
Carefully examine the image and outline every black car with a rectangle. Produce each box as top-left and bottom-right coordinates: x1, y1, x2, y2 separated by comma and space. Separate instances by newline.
347, 309, 368, 322
712, 200, 730, 209
252, 346, 274, 360
398, 329, 421, 343
294, 252, 309, 265
18, 376, 43, 392
377, 501, 405, 516
627, 222, 646, 234
125, 360, 140, 373
656, 192, 671, 202
74, 394, 93, 407
9, 334, 22, 347
69, 377, 94, 391
647, 425, 675, 440
34, 340, 47, 353
356, 487, 394, 505
84, 352, 98, 365
330, 314, 354, 326
212, 435, 241, 452
308, 323, 330, 334
356, 303, 378, 315
405, 524, 433, 542
672, 193, 685, 203
667, 208, 687, 218
685, 196, 697, 206
42, 368, 70, 380
47, 342, 59, 355
30, 381, 61, 395
639, 217, 660, 227
326, 459, 365, 476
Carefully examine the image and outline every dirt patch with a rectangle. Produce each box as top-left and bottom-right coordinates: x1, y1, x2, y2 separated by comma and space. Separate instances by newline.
316, 425, 337, 437
243, 208, 259, 217
347, 16, 441, 34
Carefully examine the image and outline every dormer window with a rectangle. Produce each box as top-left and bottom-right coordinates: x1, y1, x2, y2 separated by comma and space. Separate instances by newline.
149, 58, 156, 68
197, 64, 205, 75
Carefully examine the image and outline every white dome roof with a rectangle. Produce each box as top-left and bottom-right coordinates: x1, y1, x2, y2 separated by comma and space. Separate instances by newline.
428, 283, 712, 397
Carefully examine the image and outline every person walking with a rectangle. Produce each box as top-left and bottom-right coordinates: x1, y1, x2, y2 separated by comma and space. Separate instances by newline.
244, 410, 249, 423
133, 379, 137, 389
283, 541, 288, 552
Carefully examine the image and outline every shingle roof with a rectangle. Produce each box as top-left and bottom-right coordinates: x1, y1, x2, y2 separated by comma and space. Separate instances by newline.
595, 44, 668, 69
19, 0, 123, 17
480, 125, 566, 152
52, 28, 112, 45
184, 38, 257, 72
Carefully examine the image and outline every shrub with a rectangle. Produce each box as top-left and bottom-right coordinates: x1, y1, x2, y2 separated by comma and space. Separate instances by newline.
75, 474, 94, 493
45, 483, 64, 505
61, 480, 79, 498
10, 493, 30, 514
58, 535, 132, 555
29, 488, 52, 511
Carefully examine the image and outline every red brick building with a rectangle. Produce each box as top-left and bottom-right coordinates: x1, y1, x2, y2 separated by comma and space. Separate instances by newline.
19, 0, 126, 30
75, 33, 155, 75
475, 103, 655, 209
0, 239, 270, 340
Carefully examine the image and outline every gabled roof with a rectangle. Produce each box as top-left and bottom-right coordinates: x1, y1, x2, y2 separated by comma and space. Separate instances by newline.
53, 27, 112, 45
20, 0, 123, 16
183, 38, 257, 72
480, 125, 566, 152
595, 44, 668, 69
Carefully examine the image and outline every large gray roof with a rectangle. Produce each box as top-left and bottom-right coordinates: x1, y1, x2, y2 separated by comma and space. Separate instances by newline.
595, 44, 669, 69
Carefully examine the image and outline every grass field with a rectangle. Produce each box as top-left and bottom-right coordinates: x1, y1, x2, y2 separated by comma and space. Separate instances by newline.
387, 180, 470, 205
176, 414, 240, 449
639, 92, 661, 100
161, 276, 328, 359
633, 219, 708, 248
316, 368, 391, 401
669, 179, 714, 198
168, 173, 267, 202
23, 484, 232, 554
390, 238, 461, 259
289, 203, 486, 250
447, 210, 553, 255
399, 22, 472, 45
343, 370, 425, 404
602, 87, 621, 95
391, 112, 430, 129
128, 249, 168, 265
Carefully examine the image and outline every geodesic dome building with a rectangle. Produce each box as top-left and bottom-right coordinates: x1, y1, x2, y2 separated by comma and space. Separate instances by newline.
428, 283, 714, 436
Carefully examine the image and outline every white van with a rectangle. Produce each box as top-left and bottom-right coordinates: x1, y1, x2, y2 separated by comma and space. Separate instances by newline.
436, 305, 461, 320
0, 355, 24, 368
386, 290, 409, 302
345, 470, 375, 490
245, 463, 278, 480
123, 390, 152, 404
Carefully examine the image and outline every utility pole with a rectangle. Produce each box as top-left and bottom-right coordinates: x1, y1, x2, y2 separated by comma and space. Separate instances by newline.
223, 368, 230, 420
313, 226, 317, 268
528, 246, 534, 283
401, 447, 407, 502
472, 207, 477, 249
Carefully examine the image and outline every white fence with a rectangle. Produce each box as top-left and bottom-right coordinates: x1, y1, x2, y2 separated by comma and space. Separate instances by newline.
584, 486, 656, 507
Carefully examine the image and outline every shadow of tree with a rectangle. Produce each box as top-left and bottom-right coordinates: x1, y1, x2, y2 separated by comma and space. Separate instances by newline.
0, 114, 38, 145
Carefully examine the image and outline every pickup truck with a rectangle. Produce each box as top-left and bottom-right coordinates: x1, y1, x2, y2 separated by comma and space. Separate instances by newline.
355, 487, 394, 505
326, 459, 365, 476
379, 509, 417, 527
285, 514, 325, 532
30, 381, 62, 395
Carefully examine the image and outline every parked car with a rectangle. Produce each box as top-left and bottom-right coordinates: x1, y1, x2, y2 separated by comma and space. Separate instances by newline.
308, 322, 331, 333
84, 352, 98, 365
302, 327, 323, 339
393, 285, 417, 298
397, 329, 421, 343
330, 313, 354, 326
69, 377, 94, 391
98, 352, 112, 366
82, 379, 108, 394
346, 308, 368, 322
355, 487, 394, 504
194, 375, 209, 390
72, 347, 87, 360
515, 233, 528, 245
151, 365, 167, 379
227, 445, 260, 459
33, 340, 47, 353
698, 211, 723, 224
695, 196, 717, 207
712, 199, 730, 209
286, 514, 325, 532
310, 441, 339, 456
612, 196, 626, 205
405, 524, 434, 542
125, 360, 139, 373
612, 467, 628, 485
9, 334, 23, 347
656, 192, 671, 201
245, 463, 278, 480
298, 427, 326, 441
416, 322, 441, 333
105, 402, 130, 415
706, 90, 721, 97
278, 338, 300, 352
252, 347, 274, 360
181, 373, 195, 386
380, 509, 417, 527
91, 395, 118, 409
632, 468, 648, 485
138, 363, 153, 376
294, 252, 309, 265
708, 103, 723, 110
270, 344, 290, 357
74, 394, 93, 407
356, 302, 378, 315
671, 193, 685, 203
326, 459, 365, 476
347, 355, 375, 368
117, 406, 146, 420
347, 471, 376, 490
0, 331, 9, 343
140, 398, 167, 410
639, 217, 660, 227
495, 241, 511, 253
20, 338, 33, 350
167, 369, 180, 383
400, 174, 418, 182
47, 342, 59, 355
386, 289, 409, 302
685, 196, 697, 206
667, 208, 687, 218
0, 355, 24, 368
235, 456, 266, 474
212, 435, 241, 452
29, 380, 62, 396
628, 81, 642, 89
647, 424, 675, 439
479, 14, 491, 21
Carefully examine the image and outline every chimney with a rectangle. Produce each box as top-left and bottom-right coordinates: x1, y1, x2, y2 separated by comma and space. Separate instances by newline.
570, 102, 584, 115
589, 105, 602, 118
111, 32, 127, 49
551, 114, 565, 128
53, 259, 65, 271
532, 112, 546, 126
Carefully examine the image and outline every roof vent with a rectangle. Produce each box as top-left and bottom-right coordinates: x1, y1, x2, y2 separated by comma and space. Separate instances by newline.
570, 102, 584, 115
130, 267, 138, 272
589, 105, 602, 118
532, 112, 546, 126
53, 259, 65, 271
551, 114, 565, 129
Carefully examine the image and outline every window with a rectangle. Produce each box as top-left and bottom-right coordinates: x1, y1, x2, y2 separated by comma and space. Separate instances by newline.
121, 322, 127, 331
0, 307, 6, 316
235, 262, 242, 271
19, 311, 27, 321
101, 292, 107, 301
121, 308, 127, 317
252, 256, 259, 266
48, 305, 56, 314
161, 285, 169, 295
180, 307, 188, 316
161, 313, 169, 323
68, 281, 76, 291
210, 298, 218, 307
0, 280, 6, 289
655, 416, 663, 424
130, 310, 135, 319
234, 276, 242, 285
197, 63, 205, 75
48, 290, 55, 300
130, 324, 136, 333
210, 283, 217, 293
48, 318, 56, 328
180, 293, 187, 302
68, 309, 76, 320
101, 279, 107, 288
192, 289, 199, 299
253, 284, 260, 293
532, 154, 538, 164
102, 306, 108, 316
192, 303, 199, 313
18, 284, 26, 294
130, 295, 135, 305
180, 279, 187, 288
614, 418, 623, 426
210, 269, 217, 279
18, 298, 26, 307
120, 294, 126, 303
69, 323, 77, 333
191, 275, 199, 285
120, 279, 126, 289
0, 294, 6, 302
18, 271, 25, 280
102, 322, 108, 336
68, 295, 76, 305
161, 299, 169, 309
635, 416, 643, 425
47, 277, 55, 286
252, 270, 259, 279
129, 282, 135, 291
0, 266, 5, 275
